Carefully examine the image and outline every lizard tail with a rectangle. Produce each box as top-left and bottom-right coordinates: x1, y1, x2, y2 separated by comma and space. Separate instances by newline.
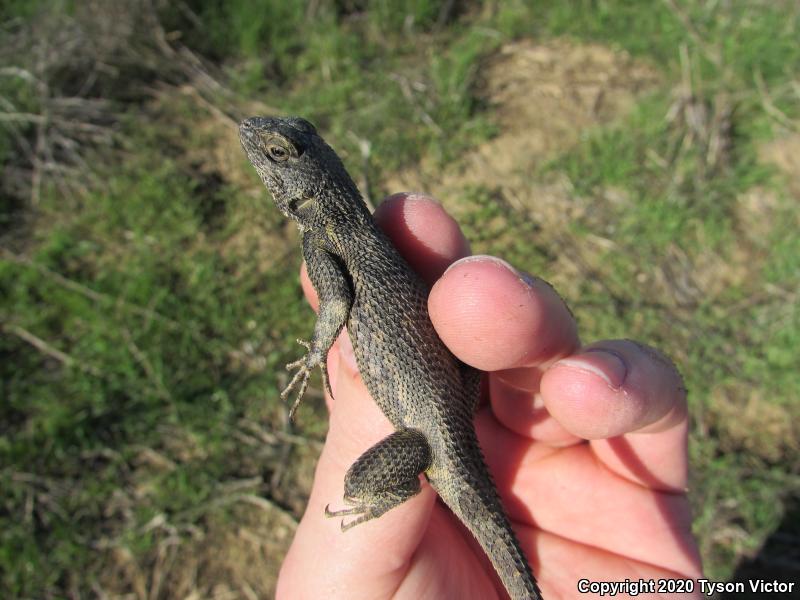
435, 468, 543, 600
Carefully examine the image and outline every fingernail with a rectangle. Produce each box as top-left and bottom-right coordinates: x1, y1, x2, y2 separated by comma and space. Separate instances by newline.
557, 349, 628, 389
444, 255, 534, 287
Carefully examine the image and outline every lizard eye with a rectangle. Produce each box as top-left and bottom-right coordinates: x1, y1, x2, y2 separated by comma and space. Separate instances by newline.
260, 134, 299, 162
268, 144, 290, 161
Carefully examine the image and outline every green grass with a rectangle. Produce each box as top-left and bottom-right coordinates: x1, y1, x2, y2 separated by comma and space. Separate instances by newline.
0, 129, 313, 595
2, 0, 799, 596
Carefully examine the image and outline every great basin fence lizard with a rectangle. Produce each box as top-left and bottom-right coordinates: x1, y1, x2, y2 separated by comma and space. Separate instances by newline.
239, 116, 542, 600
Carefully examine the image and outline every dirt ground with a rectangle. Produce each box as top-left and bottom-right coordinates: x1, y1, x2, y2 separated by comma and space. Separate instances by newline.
386, 38, 659, 215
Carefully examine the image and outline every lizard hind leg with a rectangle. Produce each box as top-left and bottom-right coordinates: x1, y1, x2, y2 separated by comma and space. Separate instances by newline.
325, 428, 432, 531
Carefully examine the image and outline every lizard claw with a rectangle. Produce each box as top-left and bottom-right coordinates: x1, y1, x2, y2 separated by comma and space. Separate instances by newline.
324, 502, 371, 531
320, 363, 333, 399
282, 338, 331, 420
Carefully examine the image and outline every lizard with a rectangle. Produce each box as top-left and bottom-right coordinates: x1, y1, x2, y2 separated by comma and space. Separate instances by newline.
239, 115, 542, 600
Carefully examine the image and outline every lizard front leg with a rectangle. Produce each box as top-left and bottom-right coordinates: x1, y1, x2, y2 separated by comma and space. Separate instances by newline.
283, 232, 352, 419
325, 428, 432, 530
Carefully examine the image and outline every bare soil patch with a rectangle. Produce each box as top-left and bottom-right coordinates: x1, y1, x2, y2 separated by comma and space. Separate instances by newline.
386, 39, 660, 220
759, 132, 800, 199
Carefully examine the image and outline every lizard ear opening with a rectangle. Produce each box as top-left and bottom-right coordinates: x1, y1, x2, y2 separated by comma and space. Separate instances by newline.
289, 196, 315, 212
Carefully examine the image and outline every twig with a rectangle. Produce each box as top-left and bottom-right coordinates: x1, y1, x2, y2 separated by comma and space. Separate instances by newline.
0, 66, 42, 83
2, 323, 102, 377
347, 130, 374, 210
175, 490, 299, 526
219, 493, 299, 525
241, 583, 260, 600
217, 477, 263, 494
177, 83, 237, 126
121, 326, 172, 401
661, 0, 722, 68
30, 39, 49, 206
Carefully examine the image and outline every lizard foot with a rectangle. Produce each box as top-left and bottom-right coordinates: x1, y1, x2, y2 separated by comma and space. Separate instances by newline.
281, 339, 333, 420
325, 429, 431, 530
282, 339, 319, 419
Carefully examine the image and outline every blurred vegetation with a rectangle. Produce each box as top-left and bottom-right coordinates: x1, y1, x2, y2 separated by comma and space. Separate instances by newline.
1, 0, 798, 598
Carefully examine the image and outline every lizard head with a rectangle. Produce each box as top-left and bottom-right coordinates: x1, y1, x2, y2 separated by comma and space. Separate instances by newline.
239, 116, 363, 231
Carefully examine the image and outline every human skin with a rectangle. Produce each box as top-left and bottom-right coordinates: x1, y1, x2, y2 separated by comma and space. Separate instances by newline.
275, 193, 703, 599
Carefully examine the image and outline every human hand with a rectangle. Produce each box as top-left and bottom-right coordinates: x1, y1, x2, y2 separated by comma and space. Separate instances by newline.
276, 193, 703, 599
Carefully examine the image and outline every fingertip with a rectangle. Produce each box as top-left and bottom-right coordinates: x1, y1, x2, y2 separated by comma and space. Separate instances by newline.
374, 193, 470, 283
541, 340, 691, 491
540, 340, 687, 440
429, 256, 578, 371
